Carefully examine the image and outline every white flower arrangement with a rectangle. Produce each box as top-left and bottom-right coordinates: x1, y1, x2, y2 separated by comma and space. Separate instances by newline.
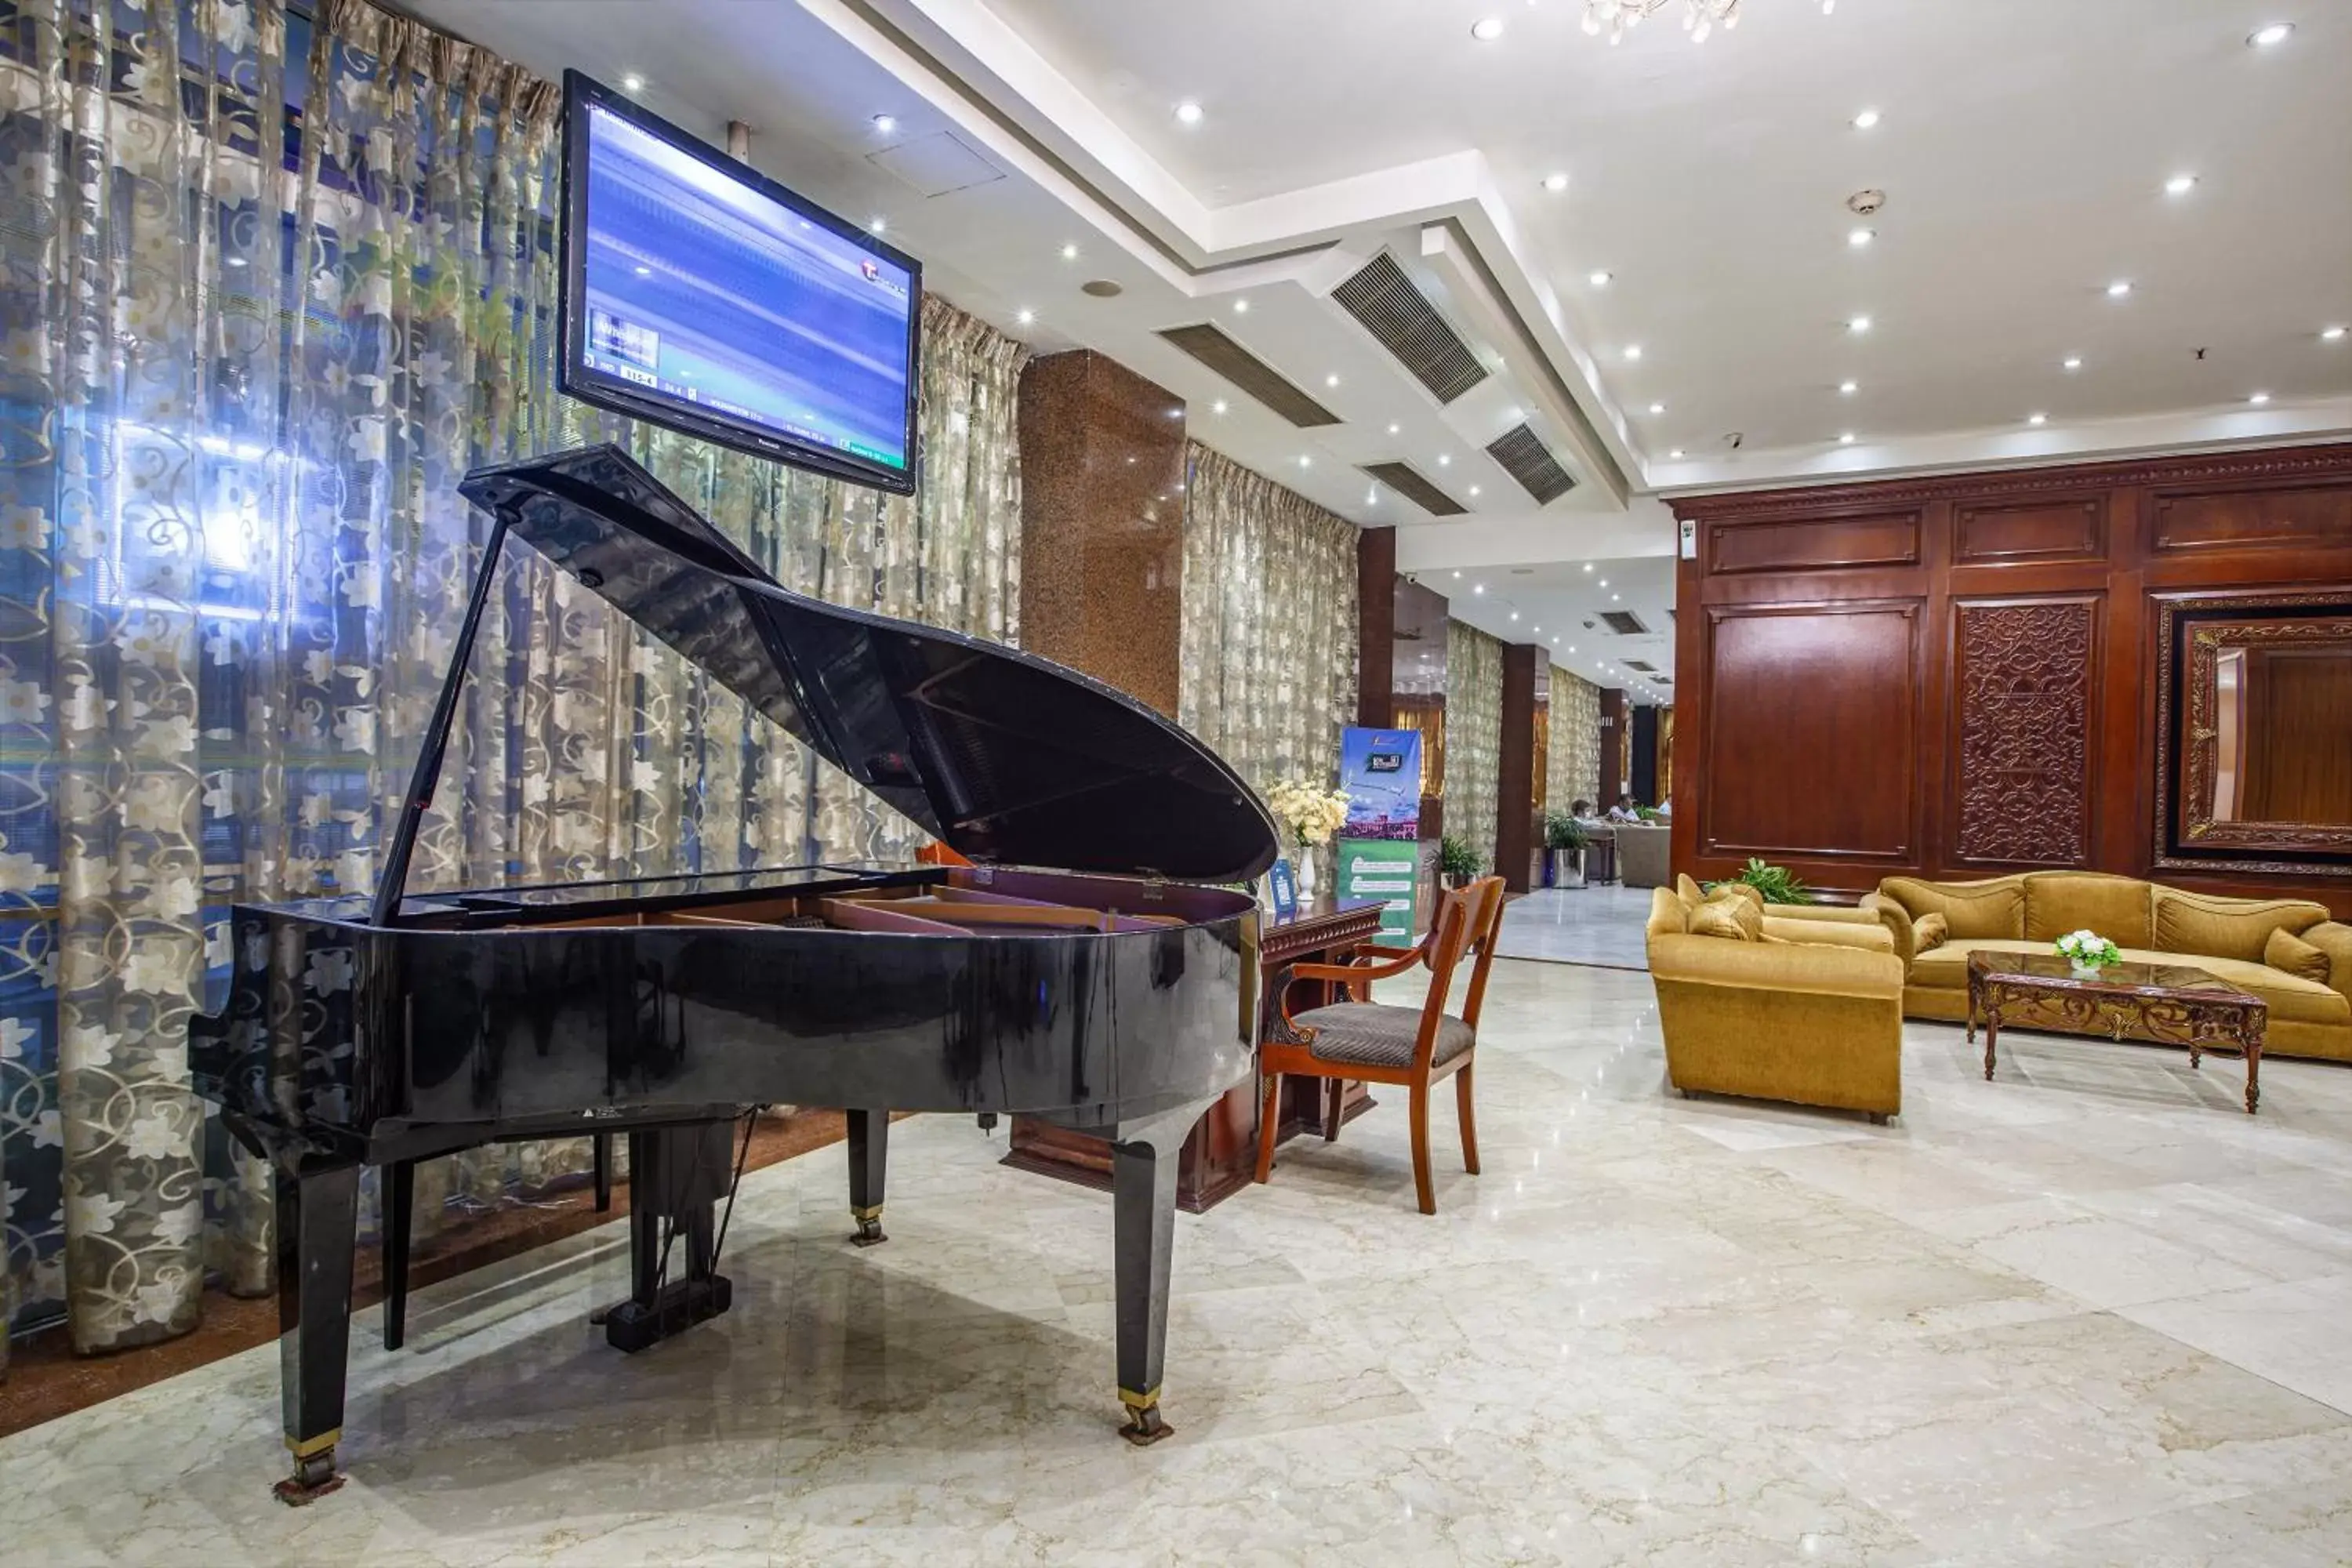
1265, 777, 1350, 848
2053, 928, 2121, 971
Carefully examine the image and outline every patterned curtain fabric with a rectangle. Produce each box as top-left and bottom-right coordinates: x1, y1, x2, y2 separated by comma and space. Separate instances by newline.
1548, 664, 1602, 814
1444, 621, 1504, 873
1176, 442, 1357, 794
0, 0, 1026, 1369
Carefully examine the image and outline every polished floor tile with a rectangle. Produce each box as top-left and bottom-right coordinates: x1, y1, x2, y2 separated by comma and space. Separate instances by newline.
7, 958, 2352, 1565
1494, 884, 1655, 968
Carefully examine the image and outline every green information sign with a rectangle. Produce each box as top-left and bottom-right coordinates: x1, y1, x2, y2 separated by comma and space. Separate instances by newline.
1338, 838, 1420, 943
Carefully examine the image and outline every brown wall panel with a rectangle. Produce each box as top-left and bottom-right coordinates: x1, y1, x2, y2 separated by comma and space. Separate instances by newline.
1708, 511, 1920, 575
1668, 443, 2352, 916
2152, 486, 2352, 555
1700, 603, 1918, 860
1954, 498, 2106, 565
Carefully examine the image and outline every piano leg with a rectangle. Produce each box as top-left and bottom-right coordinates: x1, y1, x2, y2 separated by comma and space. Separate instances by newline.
847, 1108, 887, 1247
604, 1122, 735, 1352
271, 1156, 359, 1504
1106, 1098, 1215, 1447
381, 1159, 412, 1352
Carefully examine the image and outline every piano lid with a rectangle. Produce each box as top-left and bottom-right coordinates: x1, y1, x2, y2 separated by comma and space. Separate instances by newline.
455, 445, 1279, 884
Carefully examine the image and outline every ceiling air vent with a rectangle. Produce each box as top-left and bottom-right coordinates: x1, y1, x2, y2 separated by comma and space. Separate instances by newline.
1624, 659, 1657, 673
1601, 610, 1649, 636
1360, 461, 1468, 517
1331, 252, 1489, 405
1157, 324, 1339, 427
1485, 423, 1577, 505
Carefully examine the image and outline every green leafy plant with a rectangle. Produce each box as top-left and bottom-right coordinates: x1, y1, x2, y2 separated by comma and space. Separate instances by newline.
1711, 856, 1808, 906
1543, 810, 1590, 851
1635, 805, 1668, 823
1438, 833, 1483, 880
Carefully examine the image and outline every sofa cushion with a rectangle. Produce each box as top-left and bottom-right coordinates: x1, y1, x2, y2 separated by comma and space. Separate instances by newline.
1762, 916, 1894, 953
1690, 899, 1760, 942
1647, 887, 1688, 939
2152, 888, 2330, 964
1915, 912, 1948, 953
1880, 875, 2026, 941
1907, 940, 2351, 1029
2266, 927, 2332, 985
2024, 872, 2152, 949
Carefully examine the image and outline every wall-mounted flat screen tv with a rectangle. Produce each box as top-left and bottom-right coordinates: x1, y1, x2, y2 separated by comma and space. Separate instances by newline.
559, 71, 921, 492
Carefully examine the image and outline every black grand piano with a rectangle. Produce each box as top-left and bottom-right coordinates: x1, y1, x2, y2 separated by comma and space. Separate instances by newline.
191, 445, 1276, 1501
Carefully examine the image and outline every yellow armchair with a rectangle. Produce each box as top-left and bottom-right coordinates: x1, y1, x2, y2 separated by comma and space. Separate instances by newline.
1647, 889, 1905, 1120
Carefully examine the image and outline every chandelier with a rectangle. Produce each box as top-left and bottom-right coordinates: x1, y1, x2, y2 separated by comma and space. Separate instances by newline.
1581, 0, 1744, 45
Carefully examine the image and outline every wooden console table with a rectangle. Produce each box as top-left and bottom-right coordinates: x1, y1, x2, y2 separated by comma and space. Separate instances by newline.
1004, 895, 1388, 1210
1967, 949, 2267, 1114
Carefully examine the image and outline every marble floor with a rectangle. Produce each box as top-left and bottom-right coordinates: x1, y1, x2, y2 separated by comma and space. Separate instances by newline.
1495, 883, 1656, 968
10, 960, 2352, 1565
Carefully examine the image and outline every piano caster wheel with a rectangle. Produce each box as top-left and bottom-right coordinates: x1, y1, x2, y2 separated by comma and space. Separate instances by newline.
1118, 1394, 1172, 1447
272, 1446, 345, 1507
850, 1207, 887, 1248
975, 1112, 999, 1134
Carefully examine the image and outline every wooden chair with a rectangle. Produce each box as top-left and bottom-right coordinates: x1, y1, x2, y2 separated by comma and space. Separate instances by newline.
1253, 876, 1507, 1214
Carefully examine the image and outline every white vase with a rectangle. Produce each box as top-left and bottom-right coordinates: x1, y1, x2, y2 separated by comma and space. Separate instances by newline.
2069, 960, 2103, 979
1294, 848, 1318, 902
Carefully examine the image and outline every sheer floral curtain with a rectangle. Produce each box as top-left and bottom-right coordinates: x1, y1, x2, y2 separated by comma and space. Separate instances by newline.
0, 0, 1026, 1371
1175, 442, 1357, 793
1548, 663, 1600, 813
1446, 620, 1503, 873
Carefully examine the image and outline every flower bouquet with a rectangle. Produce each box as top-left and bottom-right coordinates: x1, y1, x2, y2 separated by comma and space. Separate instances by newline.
2054, 928, 2122, 979
1265, 778, 1350, 897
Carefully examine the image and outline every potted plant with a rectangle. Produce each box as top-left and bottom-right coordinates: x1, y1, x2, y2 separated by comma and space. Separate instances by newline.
1710, 856, 1809, 906
2055, 928, 2122, 979
1437, 833, 1483, 891
1541, 810, 1590, 888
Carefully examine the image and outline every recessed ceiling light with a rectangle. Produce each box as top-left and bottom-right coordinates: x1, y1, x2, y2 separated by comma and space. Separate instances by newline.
1623, 345, 1643, 361
1588, 270, 1612, 287
2248, 21, 2293, 47
1471, 485, 1483, 496
868, 217, 887, 234
1212, 399, 1228, 414
1552, 637, 1560, 644
621, 74, 645, 92
1060, 243, 1078, 261
1847, 316, 1871, 333
2107, 280, 2133, 298
1232, 298, 1250, 314
1569, 645, 1577, 652
1583, 563, 1593, 572
1473, 583, 1486, 594
1648, 401, 1665, 415
1298, 455, 1312, 467
1838, 432, 1856, 444
1508, 611, 1518, 620
2063, 356, 2083, 370
2322, 325, 2347, 341
1838, 379, 1859, 394
1851, 108, 1881, 129
872, 114, 897, 134
1453, 571, 1462, 579
1388, 422, 1401, 434
1611, 593, 1621, 601
1599, 579, 1609, 588
1366, 489, 1378, 504
2165, 173, 2198, 196
1668, 448, 1685, 459
1544, 172, 1570, 193
1325, 374, 1340, 388
1470, 17, 1504, 42
2027, 412, 2047, 426
1848, 227, 1875, 247
1174, 100, 1203, 125
2249, 391, 2271, 405
1015, 308, 1034, 325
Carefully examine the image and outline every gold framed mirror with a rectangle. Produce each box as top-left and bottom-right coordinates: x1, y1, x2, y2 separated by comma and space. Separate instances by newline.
2155, 590, 2352, 877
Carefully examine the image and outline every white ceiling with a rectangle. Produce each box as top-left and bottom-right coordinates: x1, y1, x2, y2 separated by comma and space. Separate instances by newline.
1414, 555, 1679, 702
408, 0, 2352, 696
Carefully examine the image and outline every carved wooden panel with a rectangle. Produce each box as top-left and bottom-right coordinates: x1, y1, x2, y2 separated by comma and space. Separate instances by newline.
1954, 499, 2106, 565
1702, 603, 1918, 858
1952, 597, 2097, 866
2154, 487, 2352, 554
1708, 512, 1921, 575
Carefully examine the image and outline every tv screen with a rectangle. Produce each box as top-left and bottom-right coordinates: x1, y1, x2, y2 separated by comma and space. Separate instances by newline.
559, 71, 921, 492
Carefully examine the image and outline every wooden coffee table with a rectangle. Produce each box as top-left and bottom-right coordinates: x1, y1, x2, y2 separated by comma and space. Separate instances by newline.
1966, 949, 2267, 1114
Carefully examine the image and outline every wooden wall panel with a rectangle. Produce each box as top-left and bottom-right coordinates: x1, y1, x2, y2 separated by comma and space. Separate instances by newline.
1668, 442, 2352, 917
1701, 604, 1918, 861
1950, 596, 2099, 867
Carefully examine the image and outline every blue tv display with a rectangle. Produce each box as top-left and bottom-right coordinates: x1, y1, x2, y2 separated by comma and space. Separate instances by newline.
559, 72, 921, 492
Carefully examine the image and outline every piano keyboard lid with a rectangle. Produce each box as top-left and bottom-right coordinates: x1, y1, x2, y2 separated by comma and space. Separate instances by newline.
451, 445, 1280, 888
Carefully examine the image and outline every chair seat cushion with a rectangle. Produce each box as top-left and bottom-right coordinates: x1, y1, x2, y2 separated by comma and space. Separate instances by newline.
1294, 1002, 1474, 1069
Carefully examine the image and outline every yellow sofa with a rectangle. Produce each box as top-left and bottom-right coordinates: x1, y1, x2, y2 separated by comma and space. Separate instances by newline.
1646, 887, 1906, 1120
1866, 872, 2352, 1063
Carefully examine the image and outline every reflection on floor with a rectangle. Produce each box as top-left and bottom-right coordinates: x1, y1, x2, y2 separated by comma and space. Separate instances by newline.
1496, 882, 1656, 969
9, 961, 2352, 1564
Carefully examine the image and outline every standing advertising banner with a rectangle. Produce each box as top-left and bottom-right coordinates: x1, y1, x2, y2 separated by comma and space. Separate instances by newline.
1335, 728, 1422, 943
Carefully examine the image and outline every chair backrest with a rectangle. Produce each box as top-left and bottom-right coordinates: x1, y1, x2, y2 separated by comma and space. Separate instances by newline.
1410, 876, 1506, 1068
1456, 876, 1509, 1031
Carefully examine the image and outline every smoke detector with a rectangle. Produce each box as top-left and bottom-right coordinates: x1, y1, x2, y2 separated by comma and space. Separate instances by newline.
1846, 189, 1886, 216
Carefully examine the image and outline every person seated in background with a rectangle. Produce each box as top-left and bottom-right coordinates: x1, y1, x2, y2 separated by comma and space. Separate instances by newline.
1570, 798, 1595, 819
